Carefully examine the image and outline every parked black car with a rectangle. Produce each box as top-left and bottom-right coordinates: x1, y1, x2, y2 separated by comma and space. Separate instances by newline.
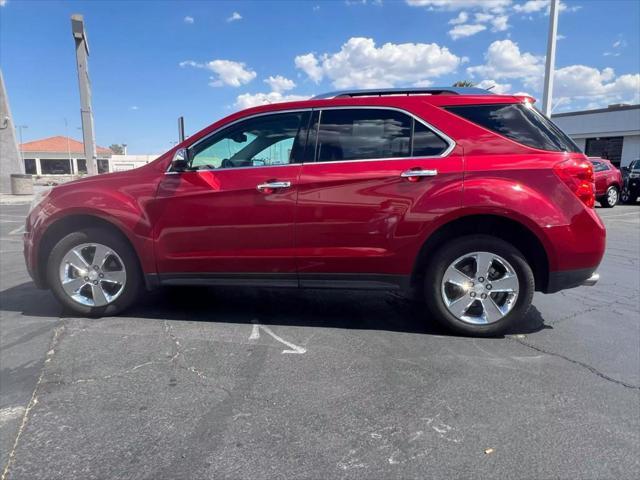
621, 160, 640, 204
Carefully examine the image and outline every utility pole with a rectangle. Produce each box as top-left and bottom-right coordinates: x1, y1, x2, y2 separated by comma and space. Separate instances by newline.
542, 0, 559, 117
71, 14, 98, 175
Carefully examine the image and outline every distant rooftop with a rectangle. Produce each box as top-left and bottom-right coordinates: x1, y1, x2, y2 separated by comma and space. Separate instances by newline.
552, 104, 640, 118
20, 136, 112, 155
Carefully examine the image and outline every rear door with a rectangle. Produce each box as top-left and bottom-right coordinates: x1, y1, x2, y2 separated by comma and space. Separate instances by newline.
294, 107, 463, 287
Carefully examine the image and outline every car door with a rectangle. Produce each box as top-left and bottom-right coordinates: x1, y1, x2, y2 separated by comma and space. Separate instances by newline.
152, 110, 310, 284
592, 160, 608, 195
295, 107, 463, 287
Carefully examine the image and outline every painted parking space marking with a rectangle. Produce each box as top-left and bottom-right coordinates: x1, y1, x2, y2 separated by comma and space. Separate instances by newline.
249, 322, 307, 354
9, 225, 25, 235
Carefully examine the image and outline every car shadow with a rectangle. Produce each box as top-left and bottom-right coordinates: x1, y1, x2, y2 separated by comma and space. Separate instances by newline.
0, 282, 550, 338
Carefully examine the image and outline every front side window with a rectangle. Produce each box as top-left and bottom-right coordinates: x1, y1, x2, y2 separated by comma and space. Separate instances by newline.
190, 112, 308, 170
313, 108, 449, 162
445, 103, 581, 153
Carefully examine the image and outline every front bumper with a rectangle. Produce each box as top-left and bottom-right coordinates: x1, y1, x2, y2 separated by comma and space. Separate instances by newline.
545, 268, 599, 293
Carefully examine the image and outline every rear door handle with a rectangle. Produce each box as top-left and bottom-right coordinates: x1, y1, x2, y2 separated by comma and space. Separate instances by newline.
257, 181, 291, 192
400, 169, 438, 178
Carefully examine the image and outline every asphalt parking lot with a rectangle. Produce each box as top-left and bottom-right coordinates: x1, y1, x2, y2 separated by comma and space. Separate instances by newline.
0, 203, 638, 480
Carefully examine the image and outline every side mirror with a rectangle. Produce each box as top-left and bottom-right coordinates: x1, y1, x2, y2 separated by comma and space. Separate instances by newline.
170, 148, 189, 172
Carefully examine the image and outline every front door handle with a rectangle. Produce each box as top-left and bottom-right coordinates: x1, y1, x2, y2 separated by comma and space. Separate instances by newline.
401, 169, 438, 182
257, 181, 291, 193
400, 169, 438, 178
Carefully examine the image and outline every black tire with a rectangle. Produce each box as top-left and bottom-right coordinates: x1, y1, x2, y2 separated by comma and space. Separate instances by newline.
46, 228, 142, 316
600, 186, 618, 208
620, 187, 632, 204
423, 235, 534, 337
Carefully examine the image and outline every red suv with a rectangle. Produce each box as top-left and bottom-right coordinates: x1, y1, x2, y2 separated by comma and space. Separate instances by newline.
589, 157, 623, 208
23, 88, 605, 336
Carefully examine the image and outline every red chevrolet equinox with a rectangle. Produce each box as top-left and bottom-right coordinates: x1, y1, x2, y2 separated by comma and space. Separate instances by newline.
23, 88, 606, 336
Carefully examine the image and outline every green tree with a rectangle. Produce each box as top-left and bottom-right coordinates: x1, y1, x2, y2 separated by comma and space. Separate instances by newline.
109, 144, 125, 154
452, 80, 475, 87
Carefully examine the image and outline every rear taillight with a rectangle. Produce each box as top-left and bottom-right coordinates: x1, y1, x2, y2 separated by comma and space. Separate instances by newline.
553, 158, 595, 208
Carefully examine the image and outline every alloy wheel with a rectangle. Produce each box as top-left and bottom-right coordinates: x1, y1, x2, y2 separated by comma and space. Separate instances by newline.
58, 243, 127, 307
607, 187, 618, 206
441, 251, 519, 325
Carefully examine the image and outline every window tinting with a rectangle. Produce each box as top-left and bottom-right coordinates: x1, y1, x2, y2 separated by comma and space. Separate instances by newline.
446, 103, 581, 153
24, 158, 36, 175
190, 112, 308, 170
412, 121, 449, 156
316, 109, 411, 162
590, 160, 609, 173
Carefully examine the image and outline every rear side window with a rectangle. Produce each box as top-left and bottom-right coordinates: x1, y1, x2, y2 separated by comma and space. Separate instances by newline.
591, 161, 609, 173
445, 103, 581, 153
314, 108, 449, 162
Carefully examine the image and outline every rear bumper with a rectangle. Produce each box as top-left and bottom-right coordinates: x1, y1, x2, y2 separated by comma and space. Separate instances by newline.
545, 267, 599, 293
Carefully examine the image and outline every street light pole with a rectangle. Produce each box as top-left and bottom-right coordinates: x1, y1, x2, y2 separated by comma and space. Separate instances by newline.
16, 124, 27, 165
542, 0, 559, 117
71, 14, 98, 175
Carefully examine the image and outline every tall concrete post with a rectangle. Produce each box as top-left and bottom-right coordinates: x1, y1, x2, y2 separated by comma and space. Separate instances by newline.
0, 70, 24, 193
71, 14, 98, 176
542, 0, 559, 117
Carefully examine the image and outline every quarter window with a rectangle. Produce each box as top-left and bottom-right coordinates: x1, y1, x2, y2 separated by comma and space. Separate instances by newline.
190, 112, 309, 170
445, 103, 581, 153
314, 108, 448, 162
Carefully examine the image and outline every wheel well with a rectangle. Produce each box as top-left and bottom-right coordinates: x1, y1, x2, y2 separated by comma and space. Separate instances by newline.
411, 215, 549, 293
37, 215, 140, 288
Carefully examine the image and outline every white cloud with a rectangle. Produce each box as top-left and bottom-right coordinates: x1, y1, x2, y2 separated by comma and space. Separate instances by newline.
183, 16, 194, 24
476, 79, 512, 94
295, 37, 463, 88
406, 0, 512, 11
226, 11, 242, 22
553, 66, 640, 105
0, 0, 7, 6
513, 0, 547, 13
490, 14, 509, 31
294, 53, 324, 83
467, 39, 544, 84
449, 24, 487, 40
129, 105, 139, 111
264, 75, 296, 93
448, 11, 469, 24
235, 92, 311, 110
513, 1, 581, 15
469, 40, 640, 110
179, 59, 256, 87
313, 5, 320, 11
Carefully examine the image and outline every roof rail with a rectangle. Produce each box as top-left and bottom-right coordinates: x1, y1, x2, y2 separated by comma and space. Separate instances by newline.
312, 87, 493, 100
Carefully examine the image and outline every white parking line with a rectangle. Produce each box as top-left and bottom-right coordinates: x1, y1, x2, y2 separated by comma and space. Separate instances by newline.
249, 322, 307, 354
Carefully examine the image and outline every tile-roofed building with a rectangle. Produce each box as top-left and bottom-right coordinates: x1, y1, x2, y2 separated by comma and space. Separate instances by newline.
19, 135, 112, 176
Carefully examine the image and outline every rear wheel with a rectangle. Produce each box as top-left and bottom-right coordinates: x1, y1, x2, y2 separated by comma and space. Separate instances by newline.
620, 187, 633, 204
46, 228, 141, 316
424, 235, 534, 337
600, 186, 618, 208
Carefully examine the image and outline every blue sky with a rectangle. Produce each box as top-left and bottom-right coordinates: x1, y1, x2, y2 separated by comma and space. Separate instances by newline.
1, 0, 639, 154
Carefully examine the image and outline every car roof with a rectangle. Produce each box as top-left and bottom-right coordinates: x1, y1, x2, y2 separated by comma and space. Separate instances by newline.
233, 90, 534, 119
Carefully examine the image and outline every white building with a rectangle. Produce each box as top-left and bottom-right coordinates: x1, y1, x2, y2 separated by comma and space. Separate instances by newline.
552, 104, 640, 168
20, 136, 158, 183
110, 154, 159, 172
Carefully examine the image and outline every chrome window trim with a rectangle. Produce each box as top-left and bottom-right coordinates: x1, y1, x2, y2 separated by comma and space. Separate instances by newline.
164, 105, 456, 174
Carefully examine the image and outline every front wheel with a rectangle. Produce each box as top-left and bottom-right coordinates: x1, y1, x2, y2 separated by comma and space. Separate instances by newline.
46, 228, 142, 316
620, 187, 633, 204
600, 186, 619, 208
424, 235, 534, 337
